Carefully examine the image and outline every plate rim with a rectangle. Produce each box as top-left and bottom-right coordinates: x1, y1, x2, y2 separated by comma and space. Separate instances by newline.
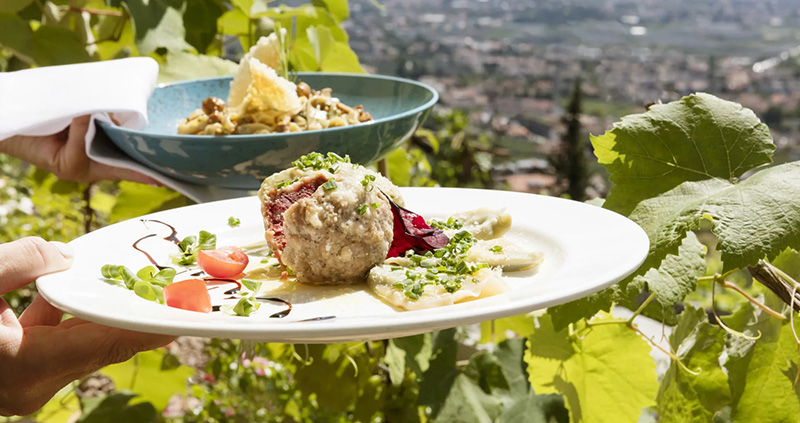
36, 187, 649, 342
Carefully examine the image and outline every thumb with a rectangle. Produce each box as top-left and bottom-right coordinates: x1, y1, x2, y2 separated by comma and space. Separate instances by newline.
0, 237, 74, 295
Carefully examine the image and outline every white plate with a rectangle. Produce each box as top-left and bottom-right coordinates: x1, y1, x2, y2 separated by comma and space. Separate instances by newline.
36, 188, 648, 343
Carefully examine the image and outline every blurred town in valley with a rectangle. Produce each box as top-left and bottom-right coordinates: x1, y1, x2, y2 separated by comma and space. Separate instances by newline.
344, 0, 800, 196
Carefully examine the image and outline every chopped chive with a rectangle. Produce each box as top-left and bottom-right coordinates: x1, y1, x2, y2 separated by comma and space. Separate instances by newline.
322, 179, 338, 191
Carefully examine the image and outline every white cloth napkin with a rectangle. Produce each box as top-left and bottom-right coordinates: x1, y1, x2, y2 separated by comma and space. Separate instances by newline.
0, 57, 248, 203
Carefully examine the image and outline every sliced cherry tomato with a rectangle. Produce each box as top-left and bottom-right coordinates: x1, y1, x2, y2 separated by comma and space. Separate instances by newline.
163, 279, 212, 313
197, 246, 249, 278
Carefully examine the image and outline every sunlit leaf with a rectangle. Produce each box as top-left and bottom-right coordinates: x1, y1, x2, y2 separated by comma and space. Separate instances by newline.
480, 314, 535, 344
724, 298, 800, 422
158, 51, 238, 83
34, 384, 81, 423
526, 313, 658, 423
76, 392, 157, 423
0, 13, 35, 62
218, 8, 249, 36
0, 0, 33, 13
311, 0, 349, 21
122, 0, 194, 55
109, 182, 186, 223
183, 0, 223, 53
593, 93, 787, 274
32, 25, 92, 66
101, 350, 194, 411
656, 305, 730, 422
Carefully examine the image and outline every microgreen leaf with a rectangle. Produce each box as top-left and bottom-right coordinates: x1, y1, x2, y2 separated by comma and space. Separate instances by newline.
232, 296, 260, 317
241, 278, 263, 293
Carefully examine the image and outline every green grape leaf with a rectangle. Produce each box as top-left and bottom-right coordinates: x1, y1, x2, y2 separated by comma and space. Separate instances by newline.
547, 287, 614, 331
94, 13, 139, 60
311, 0, 349, 22
458, 338, 535, 420
593, 93, 794, 274
496, 393, 569, 423
418, 329, 458, 416
0, 13, 34, 62
435, 374, 501, 423
122, 0, 194, 55
183, 0, 223, 53
386, 148, 413, 186
526, 313, 658, 423
110, 182, 187, 223
0, 0, 33, 13
595, 93, 774, 216
294, 343, 378, 413
218, 8, 248, 37
628, 231, 706, 307
77, 392, 156, 423
771, 248, 800, 281
158, 51, 238, 83
230, 0, 254, 16
656, 305, 730, 422
385, 334, 432, 386
101, 350, 194, 411
32, 25, 92, 66
35, 384, 81, 423
724, 300, 800, 422
493, 338, 530, 400
632, 163, 800, 272
480, 314, 536, 344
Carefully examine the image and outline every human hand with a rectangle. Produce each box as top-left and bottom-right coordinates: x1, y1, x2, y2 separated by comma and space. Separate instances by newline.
0, 115, 160, 185
0, 237, 175, 416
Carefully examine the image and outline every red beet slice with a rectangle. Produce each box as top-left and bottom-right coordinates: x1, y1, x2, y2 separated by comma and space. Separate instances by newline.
386, 197, 450, 258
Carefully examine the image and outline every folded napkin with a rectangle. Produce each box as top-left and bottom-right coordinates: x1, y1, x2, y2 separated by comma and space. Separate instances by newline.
0, 57, 248, 203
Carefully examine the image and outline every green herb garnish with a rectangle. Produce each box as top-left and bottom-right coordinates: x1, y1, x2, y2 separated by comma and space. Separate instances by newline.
490, 245, 503, 254
101, 264, 176, 304
357, 203, 368, 215
322, 179, 338, 191
430, 217, 464, 231
292, 152, 350, 172
361, 174, 376, 192
172, 230, 216, 265
228, 216, 241, 227
231, 297, 260, 317
389, 230, 485, 299
276, 177, 299, 189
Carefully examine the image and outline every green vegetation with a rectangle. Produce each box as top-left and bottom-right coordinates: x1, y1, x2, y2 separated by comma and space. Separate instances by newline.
2, 2, 800, 423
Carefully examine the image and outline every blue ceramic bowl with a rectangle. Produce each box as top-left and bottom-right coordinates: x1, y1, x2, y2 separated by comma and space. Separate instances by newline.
98, 73, 438, 189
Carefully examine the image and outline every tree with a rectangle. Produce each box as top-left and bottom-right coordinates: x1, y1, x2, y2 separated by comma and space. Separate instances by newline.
554, 77, 587, 201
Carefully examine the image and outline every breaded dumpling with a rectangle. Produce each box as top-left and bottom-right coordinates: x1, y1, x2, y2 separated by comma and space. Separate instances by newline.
258, 158, 403, 284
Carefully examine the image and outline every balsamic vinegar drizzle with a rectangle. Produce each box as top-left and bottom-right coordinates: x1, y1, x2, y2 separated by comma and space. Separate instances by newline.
131, 219, 335, 322
141, 219, 181, 245
132, 234, 168, 270
258, 297, 292, 318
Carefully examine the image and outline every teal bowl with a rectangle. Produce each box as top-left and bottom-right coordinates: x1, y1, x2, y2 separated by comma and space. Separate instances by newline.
98, 73, 438, 189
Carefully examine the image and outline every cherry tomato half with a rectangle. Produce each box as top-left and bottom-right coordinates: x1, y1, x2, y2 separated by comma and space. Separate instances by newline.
197, 246, 249, 278
163, 279, 212, 313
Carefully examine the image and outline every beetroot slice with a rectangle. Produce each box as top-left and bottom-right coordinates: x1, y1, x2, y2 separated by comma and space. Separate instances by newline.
386, 197, 449, 258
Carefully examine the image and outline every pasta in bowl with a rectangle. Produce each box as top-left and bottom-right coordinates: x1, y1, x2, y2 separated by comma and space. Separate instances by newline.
97, 73, 436, 189
97, 35, 437, 189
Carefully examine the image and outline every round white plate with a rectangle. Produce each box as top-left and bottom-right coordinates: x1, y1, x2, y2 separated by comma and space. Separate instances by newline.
37, 188, 648, 343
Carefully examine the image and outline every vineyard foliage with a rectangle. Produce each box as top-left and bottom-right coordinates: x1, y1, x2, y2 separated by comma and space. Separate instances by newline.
2, 1, 800, 423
